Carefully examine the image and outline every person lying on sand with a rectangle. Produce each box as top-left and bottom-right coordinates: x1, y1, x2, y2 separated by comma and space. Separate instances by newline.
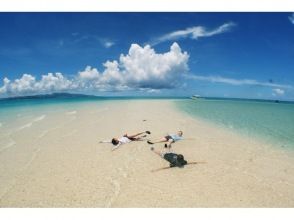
150, 147, 205, 172
147, 130, 183, 148
99, 131, 151, 151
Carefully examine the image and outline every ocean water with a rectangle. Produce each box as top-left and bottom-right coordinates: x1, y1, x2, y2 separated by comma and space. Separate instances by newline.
0, 94, 114, 153
0, 95, 98, 126
2, 94, 294, 151
175, 98, 294, 149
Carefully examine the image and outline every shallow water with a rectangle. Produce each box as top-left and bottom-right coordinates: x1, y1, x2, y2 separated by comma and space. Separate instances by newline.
175, 98, 294, 149
2, 95, 294, 150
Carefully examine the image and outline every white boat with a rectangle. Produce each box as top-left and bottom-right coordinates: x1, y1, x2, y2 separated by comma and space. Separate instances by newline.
191, 95, 201, 100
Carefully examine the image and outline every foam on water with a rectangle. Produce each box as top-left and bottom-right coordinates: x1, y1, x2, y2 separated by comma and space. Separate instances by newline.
17, 122, 33, 131
16, 114, 47, 131
66, 111, 77, 115
33, 115, 46, 122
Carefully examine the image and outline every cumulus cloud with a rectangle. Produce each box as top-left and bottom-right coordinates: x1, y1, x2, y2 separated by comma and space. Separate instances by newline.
0, 73, 76, 96
37, 73, 75, 92
76, 42, 189, 90
0, 43, 189, 96
185, 74, 293, 89
119, 43, 189, 88
272, 88, 285, 96
150, 22, 236, 45
78, 66, 100, 80
289, 13, 294, 24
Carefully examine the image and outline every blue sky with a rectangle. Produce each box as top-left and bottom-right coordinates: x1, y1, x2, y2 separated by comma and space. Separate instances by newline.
0, 12, 294, 100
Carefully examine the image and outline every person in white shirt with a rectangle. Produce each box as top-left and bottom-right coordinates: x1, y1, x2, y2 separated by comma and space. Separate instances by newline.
100, 131, 151, 151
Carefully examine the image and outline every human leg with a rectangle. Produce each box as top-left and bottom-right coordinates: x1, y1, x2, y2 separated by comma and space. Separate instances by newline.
147, 136, 169, 144
125, 131, 151, 139
164, 139, 174, 148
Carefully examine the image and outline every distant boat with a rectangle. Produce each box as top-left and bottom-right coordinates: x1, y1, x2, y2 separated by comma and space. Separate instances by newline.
191, 95, 202, 100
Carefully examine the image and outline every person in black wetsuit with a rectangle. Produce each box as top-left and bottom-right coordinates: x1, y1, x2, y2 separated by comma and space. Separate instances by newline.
150, 146, 187, 168
150, 147, 206, 172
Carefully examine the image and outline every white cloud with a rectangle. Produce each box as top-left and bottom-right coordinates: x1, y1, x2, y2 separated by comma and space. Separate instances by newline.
7, 74, 36, 94
151, 22, 236, 45
36, 73, 75, 92
78, 66, 100, 80
119, 42, 189, 89
71, 34, 115, 48
146, 89, 161, 93
103, 41, 115, 48
0, 43, 189, 96
0, 73, 76, 96
98, 38, 115, 48
289, 13, 294, 24
76, 42, 189, 90
185, 74, 293, 89
272, 88, 285, 96
79, 42, 189, 90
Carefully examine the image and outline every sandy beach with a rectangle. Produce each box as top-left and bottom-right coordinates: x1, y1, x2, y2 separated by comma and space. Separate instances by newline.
0, 100, 294, 207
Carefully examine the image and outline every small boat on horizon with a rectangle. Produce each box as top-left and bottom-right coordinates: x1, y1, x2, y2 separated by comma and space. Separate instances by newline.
191, 95, 202, 100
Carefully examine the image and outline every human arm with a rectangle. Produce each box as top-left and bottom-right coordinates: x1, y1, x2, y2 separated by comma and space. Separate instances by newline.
186, 161, 206, 165
99, 140, 111, 143
111, 142, 122, 151
151, 161, 206, 172
151, 166, 173, 172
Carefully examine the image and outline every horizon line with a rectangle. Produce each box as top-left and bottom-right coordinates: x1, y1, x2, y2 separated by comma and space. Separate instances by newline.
1, 92, 294, 103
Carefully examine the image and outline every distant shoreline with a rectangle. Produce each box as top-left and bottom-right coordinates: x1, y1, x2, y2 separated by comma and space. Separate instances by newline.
1, 92, 293, 104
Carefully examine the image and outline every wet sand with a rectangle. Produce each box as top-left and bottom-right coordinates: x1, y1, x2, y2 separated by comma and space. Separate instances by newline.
0, 100, 294, 207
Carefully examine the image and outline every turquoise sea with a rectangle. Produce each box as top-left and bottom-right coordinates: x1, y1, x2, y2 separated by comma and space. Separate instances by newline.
174, 98, 294, 149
